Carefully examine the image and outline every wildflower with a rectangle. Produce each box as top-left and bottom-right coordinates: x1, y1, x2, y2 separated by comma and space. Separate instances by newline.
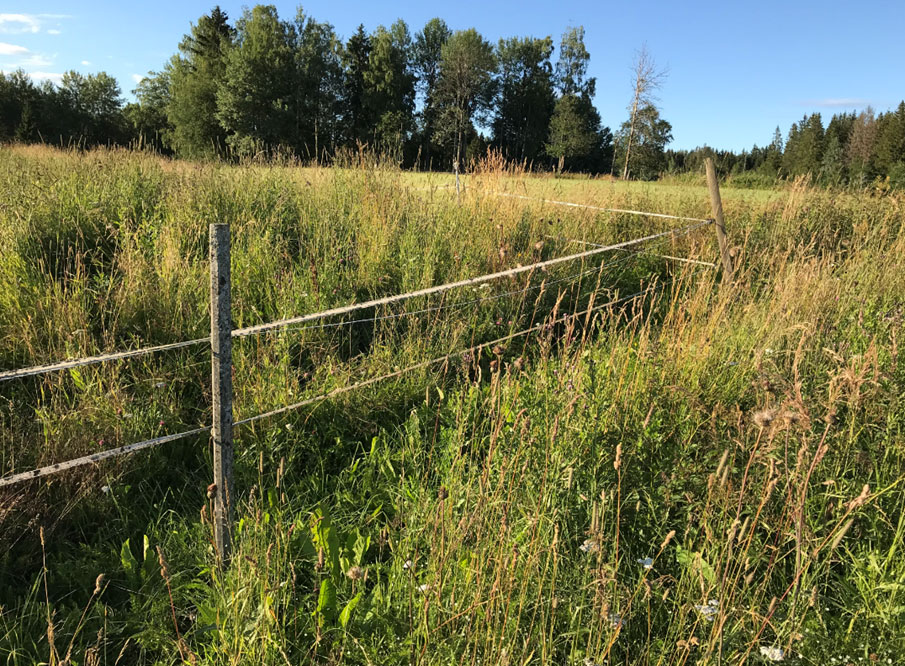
753, 408, 777, 429
759, 646, 785, 662
98, 438, 105, 447
694, 599, 719, 621
637, 557, 653, 569
285, 423, 293, 432
579, 538, 600, 554
583, 658, 602, 666
417, 583, 431, 593
101, 485, 111, 494
608, 613, 624, 628
159, 420, 165, 426
402, 559, 413, 570
346, 566, 364, 581
154, 382, 166, 389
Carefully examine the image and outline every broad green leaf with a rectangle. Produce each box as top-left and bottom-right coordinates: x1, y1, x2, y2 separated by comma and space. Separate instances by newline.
339, 591, 362, 628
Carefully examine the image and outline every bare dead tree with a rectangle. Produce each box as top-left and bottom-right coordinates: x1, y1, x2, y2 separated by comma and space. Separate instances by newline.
622, 44, 668, 180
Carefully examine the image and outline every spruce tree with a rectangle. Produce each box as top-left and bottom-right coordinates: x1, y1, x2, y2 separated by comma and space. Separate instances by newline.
168, 7, 234, 158
493, 36, 555, 164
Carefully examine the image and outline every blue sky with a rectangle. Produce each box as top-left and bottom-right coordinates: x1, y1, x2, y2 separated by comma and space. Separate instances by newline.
1, 1, 903, 151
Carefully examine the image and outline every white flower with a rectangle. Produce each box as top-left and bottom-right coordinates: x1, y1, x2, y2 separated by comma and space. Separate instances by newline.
154, 382, 166, 389
417, 583, 431, 593
101, 485, 111, 494
583, 658, 602, 666
694, 599, 719, 621
285, 423, 293, 431
402, 559, 413, 570
637, 557, 653, 569
759, 646, 785, 662
579, 538, 600, 553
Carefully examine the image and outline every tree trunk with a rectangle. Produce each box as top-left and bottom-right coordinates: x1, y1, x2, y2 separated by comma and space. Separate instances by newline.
622, 95, 639, 180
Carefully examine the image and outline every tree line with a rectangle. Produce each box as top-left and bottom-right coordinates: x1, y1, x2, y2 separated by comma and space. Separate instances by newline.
0, 5, 679, 177
667, 104, 905, 188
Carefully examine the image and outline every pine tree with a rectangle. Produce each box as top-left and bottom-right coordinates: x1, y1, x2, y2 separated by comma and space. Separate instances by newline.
820, 133, 845, 186
874, 101, 905, 176
763, 126, 783, 175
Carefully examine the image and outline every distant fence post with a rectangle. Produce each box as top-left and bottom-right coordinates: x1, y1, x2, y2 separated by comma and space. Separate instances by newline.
210, 223, 234, 563
454, 160, 461, 203
704, 158, 734, 283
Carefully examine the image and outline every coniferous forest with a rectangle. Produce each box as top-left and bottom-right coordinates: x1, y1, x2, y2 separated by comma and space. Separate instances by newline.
1, 4, 903, 186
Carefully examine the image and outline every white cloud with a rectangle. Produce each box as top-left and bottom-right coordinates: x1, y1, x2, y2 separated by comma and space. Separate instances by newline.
0, 41, 28, 55
0, 14, 40, 34
0, 13, 72, 35
46, 28, 61, 35
28, 71, 63, 84
16, 52, 53, 68
805, 98, 871, 108
80, 59, 90, 65
131, 73, 143, 83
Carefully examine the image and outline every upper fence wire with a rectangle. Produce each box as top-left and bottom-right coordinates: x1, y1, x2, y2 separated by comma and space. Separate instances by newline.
0, 211, 715, 488
0, 219, 711, 383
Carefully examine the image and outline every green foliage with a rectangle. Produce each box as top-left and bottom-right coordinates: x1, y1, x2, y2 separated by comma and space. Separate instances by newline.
614, 103, 672, 179
216, 5, 297, 157
492, 36, 555, 164
2, 148, 905, 664
413, 18, 451, 166
554, 26, 596, 98
167, 6, 234, 158
433, 29, 497, 166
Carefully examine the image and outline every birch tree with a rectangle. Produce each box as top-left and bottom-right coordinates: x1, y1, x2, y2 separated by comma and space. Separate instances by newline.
621, 44, 666, 179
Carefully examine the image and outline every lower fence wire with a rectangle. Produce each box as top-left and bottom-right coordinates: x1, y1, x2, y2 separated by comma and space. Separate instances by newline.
0, 278, 679, 488
0, 427, 209, 488
0, 230, 712, 487
232, 278, 675, 428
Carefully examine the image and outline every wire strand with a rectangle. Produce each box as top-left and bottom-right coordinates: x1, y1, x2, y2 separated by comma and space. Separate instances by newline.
0, 427, 209, 488
488, 191, 713, 224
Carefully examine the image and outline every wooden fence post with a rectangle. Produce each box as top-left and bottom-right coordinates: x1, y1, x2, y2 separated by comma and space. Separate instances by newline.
704, 158, 734, 283
454, 160, 461, 203
210, 223, 234, 563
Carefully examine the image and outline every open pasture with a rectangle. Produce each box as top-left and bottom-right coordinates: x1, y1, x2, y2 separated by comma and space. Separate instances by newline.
0, 145, 904, 665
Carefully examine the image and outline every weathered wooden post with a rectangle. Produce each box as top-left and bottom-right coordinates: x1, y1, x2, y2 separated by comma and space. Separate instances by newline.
454, 159, 461, 203
209, 223, 234, 563
704, 157, 734, 283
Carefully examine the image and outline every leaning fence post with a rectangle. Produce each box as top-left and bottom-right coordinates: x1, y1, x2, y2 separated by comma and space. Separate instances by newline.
704, 158, 734, 283
209, 223, 234, 563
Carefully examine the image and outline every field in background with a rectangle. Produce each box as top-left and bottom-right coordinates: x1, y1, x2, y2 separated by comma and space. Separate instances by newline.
0, 144, 904, 665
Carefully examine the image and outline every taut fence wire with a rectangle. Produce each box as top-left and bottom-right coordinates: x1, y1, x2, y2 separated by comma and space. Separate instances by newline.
0, 196, 726, 551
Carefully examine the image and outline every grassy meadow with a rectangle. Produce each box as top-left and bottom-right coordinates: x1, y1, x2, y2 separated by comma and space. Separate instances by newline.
0, 144, 904, 665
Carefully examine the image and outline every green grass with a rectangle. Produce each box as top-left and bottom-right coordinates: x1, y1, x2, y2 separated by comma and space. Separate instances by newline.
0, 144, 903, 665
